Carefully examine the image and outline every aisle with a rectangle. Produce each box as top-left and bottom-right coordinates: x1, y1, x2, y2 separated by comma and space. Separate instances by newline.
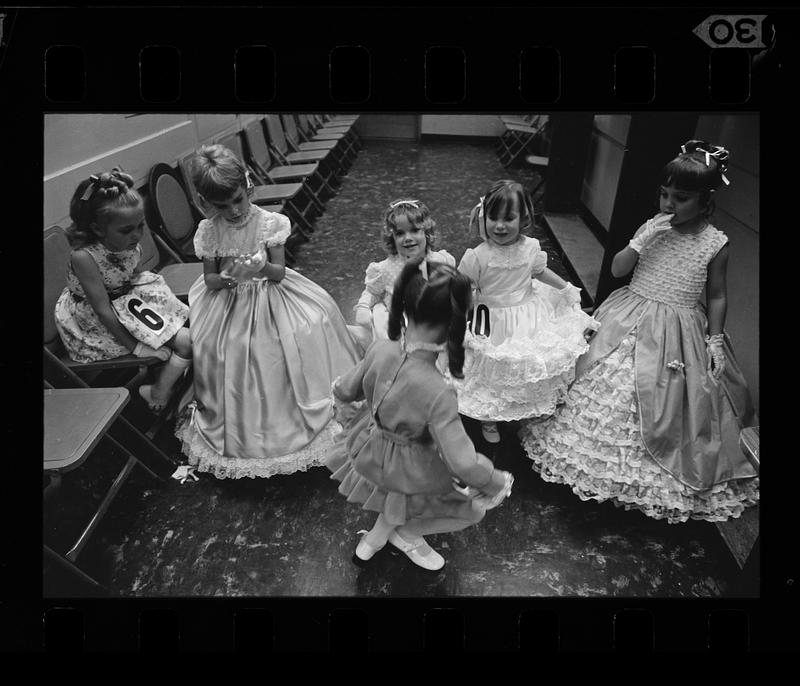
47, 138, 743, 597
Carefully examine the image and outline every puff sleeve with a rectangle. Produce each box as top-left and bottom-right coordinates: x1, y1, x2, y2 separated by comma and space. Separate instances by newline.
364, 261, 386, 297
457, 248, 480, 285
193, 219, 215, 259
427, 387, 506, 496
260, 210, 292, 248
530, 243, 548, 275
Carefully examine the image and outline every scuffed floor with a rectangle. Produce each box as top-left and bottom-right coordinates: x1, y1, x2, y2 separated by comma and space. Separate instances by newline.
44, 138, 744, 597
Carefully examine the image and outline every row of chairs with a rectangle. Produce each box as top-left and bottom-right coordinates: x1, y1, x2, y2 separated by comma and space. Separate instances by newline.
43, 113, 362, 593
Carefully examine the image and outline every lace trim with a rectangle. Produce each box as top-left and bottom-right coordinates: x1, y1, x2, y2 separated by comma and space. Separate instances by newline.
175, 411, 342, 479
455, 372, 572, 421
482, 237, 543, 269
519, 336, 759, 523
194, 207, 290, 258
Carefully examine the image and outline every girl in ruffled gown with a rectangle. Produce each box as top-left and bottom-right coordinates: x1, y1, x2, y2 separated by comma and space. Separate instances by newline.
454, 180, 598, 443
175, 145, 361, 479
326, 260, 513, 571
520, 140, 759, 522
351, 198, 455, 349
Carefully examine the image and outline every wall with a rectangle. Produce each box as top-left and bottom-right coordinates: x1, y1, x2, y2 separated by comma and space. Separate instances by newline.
694, 114, 759, 412
420, 115, 505, 137
581, 115, 631, 229
354, 115, 419, 140
44, 114, 263, 229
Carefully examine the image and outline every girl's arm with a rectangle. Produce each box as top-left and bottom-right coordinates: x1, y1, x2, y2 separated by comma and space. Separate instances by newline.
203, 257, 235, 290
71, 250, 140, 353
332, 356, 367, 403
256, 244, 286, 282
611, 245, 640, 278
534, 267, 568, 289
354, 288, 381, 326
428, 388, 507, 496
705, 244, 729, 335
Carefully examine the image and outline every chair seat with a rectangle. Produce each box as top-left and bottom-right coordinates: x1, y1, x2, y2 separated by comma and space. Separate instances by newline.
298, 140, 338, 151
506, 122, 542, 133
251, 183, 304, 202
285, 150, 328, 163
61, 350, 161, 373
159, 262, 204, 299
313, 129, 348, 138
44, 388, 130, 472
525, 155, 549, 167
327, 115, 359, 123
268, 163, 319, 181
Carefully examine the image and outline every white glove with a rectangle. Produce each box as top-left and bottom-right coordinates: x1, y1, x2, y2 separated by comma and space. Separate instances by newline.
133, 342, 171, 361
452, 471, 514, 510
558, 282, 582, 308
705, 334, 726, 381
354, 304, 372, 328
629, 213, 674, 253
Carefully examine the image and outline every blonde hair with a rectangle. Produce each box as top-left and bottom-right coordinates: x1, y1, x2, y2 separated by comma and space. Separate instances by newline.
191, 144, 248, 203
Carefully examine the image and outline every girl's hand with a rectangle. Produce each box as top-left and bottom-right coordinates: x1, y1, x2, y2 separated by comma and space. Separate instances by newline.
629, 213, 674, 253
706, 334, 726, 381
557, 282, 582, 309
212, 273, 239, 290
133, 342, 171, 362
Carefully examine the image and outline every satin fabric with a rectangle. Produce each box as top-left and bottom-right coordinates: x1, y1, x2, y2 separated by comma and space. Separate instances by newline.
579, 286, 757, 491
182, 268, 361, 470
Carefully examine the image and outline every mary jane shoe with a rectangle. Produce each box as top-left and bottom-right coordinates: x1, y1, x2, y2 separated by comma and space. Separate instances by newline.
388, 531, 445, 571
352, 530, 384, 567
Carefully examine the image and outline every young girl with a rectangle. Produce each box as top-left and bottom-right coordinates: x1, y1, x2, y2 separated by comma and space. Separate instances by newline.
520, 140, 759, 523
327, 260, 513, 571
55, 169, 192, 412
175, 145, 362, 479
454, 180, 598, 443
351, 199, 455, 348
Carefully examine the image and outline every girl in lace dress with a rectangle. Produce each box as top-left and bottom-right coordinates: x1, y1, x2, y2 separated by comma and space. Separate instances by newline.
520, 140, 759, 522
54, 169, 192, 412
326, 260, 513, 571
351, 198, 456, 349
175, 145, 361, 479
454, 180, 598, 443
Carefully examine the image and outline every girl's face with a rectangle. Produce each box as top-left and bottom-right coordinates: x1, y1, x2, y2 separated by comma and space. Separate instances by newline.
659, 185, 706, 228
485, 197, 521, 246
392, 214, 427, 261
208, 185, 251, 224
95, 204, 145, 252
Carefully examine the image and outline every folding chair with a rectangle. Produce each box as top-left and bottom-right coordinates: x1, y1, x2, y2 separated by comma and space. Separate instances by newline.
281, 114, 353, 170
295, 114, 358, 164
241, 120, 332, 211
215, 131, 316, 240
145, 163, 204, 261
497, 114, 550, 167
323, 113, 360, 125
44, 386, 162, 560
263, 115, 343, 185
499, 113, 538, 127
308, 113, 362, 147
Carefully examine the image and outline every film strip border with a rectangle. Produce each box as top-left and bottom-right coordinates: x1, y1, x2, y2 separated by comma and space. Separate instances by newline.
0, 8, 784, 108
38, 602, 792, 652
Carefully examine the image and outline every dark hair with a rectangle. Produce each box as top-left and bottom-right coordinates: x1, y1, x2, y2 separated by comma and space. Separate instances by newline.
658, 139, 731, 215
66, 168, 142, 248
382, 199, 437, 255
191, 144, 248, 203
388, 260, 472, 378
469, 180, 536, 238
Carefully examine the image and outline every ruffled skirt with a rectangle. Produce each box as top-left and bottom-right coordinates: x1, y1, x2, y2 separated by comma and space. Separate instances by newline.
519, 335, 760, 523
454, 283, 598, 421
176, 268, 362, 479
325, 402, 479, 526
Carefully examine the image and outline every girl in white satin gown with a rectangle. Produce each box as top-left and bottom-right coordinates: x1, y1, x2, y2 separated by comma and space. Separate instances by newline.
175, 145, 361, 479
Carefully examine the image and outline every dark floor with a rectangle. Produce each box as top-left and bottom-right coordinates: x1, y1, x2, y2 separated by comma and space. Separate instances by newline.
44, 138, 744, 597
